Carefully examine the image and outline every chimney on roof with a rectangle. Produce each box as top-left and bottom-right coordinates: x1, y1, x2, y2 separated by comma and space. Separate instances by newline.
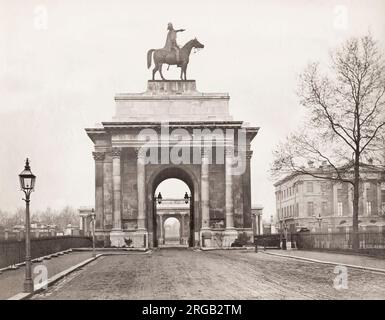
368, 158, 373, 165
308, 160, 314, 168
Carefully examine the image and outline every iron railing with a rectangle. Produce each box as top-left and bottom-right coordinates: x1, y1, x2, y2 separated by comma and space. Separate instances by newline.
0, 236, 92, 269
295, 231, 385, 253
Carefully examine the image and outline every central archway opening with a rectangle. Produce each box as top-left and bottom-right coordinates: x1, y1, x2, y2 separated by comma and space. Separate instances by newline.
163, 217, 181, 245
154, 178, 192, 247
149, 167, 197, 248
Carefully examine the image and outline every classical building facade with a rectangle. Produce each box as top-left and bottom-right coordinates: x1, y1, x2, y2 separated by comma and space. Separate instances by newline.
274, 162, 385, 233
85, 80, 259, 248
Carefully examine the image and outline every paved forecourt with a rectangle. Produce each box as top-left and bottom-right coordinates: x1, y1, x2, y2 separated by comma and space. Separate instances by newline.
31, 249, 385, 300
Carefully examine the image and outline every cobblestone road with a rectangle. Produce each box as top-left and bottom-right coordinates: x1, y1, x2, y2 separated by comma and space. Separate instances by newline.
32, 249, 385, 300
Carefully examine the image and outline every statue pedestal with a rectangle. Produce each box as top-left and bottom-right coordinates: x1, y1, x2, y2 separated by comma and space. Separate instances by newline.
113, 80, 232, 122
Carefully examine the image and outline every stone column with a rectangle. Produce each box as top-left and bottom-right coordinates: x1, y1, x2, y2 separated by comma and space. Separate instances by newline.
347, 184, 353, 216
377, 182, 382, 215
257, 213, 262, 235
363, 182, 368, 216
201, 148, 210, 229
224, 146, 238, 246
333, 183, 339, 216
93, 152, 105, 230
159, 213, 164, 245
180, 213, 185, 244
109, 148, 126, 247
136, 148, 146, 230
103, 154, 113, 228
225, 147, 234, 229
111, 148, 122, 230
83, 216, 88, 236
132, 147, 148, 249
242, 150, 253, 228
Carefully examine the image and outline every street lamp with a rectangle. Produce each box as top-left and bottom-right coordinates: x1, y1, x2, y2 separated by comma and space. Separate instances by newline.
314, 213, 323, 230
90, 208, 96, 258
281, 220, 287, 250
19, 158, 36, 293
184, 192, 191, 204
157, 192, 163, 204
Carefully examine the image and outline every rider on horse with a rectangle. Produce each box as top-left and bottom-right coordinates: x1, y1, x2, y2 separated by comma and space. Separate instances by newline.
164, 23, 185, 67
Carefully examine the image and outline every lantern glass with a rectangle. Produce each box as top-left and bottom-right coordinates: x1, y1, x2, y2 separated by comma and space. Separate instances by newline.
184, 192, 189, 204
157, 192, 162, 204
19, 159, 36, 192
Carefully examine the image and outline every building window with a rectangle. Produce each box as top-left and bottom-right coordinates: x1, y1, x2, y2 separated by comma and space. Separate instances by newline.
321, 202, 327, 215
381, 182, 385, 190
381, 203, 385, 215
337, 202, 343, 216
366, 201, 372, 216
306, 182, 314, 193
321, 182, 327, 192
296, 203, 299, 217
307, 202, 314, 216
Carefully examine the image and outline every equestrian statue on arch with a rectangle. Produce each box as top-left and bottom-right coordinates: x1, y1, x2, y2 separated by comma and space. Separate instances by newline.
147, 23, 204, 81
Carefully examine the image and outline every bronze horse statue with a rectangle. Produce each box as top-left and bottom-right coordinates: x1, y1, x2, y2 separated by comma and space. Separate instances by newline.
147, 38, 204, 81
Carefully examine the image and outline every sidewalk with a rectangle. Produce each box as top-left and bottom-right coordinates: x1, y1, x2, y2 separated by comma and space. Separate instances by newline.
0, 251, 94, 300
263, 250, 385, 272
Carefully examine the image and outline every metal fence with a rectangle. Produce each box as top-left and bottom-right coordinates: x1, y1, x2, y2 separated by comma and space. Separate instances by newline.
295, 232, 385, 255
0, 236, 92, 269
254, 234, 281, 249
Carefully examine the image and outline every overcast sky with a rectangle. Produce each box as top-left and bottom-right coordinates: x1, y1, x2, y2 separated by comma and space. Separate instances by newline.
1, 0, 384, 220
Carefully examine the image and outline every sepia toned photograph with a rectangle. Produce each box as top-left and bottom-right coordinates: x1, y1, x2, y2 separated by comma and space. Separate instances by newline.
0, 0, 384, 309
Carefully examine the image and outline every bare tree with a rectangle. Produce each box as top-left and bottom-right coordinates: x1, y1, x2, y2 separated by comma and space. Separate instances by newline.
271, 34, 385, 250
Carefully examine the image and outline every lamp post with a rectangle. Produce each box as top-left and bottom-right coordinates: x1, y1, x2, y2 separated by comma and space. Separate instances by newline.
315, 213, 323, 230
184, 192, 191, 204
251, 212, 258, 252
281, 220, 287, 250
19, 158, 36, 293
157, 192, 163, 204
90, 208, 96, 258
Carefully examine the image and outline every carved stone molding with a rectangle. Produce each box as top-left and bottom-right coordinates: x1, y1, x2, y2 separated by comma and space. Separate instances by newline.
111, 147, 122, 158
92, 151, 105, 161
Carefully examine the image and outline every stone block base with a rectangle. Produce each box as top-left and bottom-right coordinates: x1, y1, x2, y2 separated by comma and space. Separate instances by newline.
222, 229, 239, 247
200, 229, 213, 248
131, 230, 148, 248
202, 229, 239, 248
110, 230, 127, 248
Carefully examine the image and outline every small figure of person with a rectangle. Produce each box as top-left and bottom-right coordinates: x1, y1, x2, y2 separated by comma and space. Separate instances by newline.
164, 22, 185, 66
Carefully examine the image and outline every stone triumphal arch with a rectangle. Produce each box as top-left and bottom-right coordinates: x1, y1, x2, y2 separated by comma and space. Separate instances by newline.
86, 80, 259, 248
